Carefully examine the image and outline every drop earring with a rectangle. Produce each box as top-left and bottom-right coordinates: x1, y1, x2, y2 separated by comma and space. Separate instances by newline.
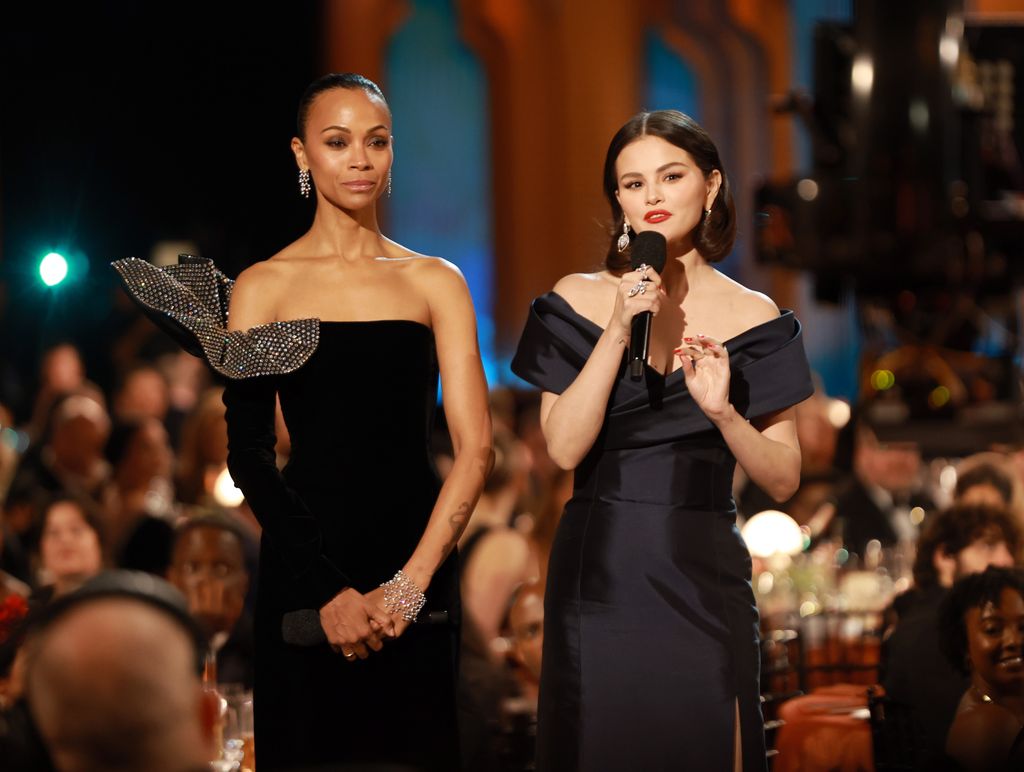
617, 219, 631, 253
298, 168, 311, 199
387, 172, 392, 199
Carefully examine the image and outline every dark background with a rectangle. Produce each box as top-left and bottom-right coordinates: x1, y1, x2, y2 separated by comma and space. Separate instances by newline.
1, 2, 323, 405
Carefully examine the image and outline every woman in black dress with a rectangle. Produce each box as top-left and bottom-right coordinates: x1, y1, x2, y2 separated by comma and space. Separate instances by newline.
114, 73, 491, 770
512, 111, 813, 771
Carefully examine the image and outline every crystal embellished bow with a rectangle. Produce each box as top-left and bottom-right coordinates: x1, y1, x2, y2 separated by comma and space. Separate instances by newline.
111, 255, 319, 379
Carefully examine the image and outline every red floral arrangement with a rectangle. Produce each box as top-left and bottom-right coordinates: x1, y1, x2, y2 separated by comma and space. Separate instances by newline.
0, 593, 29, 644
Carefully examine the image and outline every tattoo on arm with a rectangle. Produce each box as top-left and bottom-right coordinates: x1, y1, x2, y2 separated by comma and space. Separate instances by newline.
440, 502, 472, 562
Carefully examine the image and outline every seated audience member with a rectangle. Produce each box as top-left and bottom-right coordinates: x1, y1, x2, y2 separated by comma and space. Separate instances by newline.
112, 363, 169, 424
825, 410, 933, 558
9, 393, 111, 517
18, 571, 217, 772
506, 581, 544, 706
25, 343, 87, 443
940, 567, 1024, 771
460, 427, 534, 646
105, 417, 177, 575
955, 453, 1023, 515
174, 387, 227, 506
883, 504, 1020, 767
34, 498, 104, 602
167, 513, 253, 689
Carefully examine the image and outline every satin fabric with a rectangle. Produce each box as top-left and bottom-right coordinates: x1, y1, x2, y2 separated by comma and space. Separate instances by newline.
225, 321, 460, 771
512, 292, 814, 772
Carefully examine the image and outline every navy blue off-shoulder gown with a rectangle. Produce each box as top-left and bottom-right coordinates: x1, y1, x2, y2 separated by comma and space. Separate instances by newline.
512, 292, 813, 772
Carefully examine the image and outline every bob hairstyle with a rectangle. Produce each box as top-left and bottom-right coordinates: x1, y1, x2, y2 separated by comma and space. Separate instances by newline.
603, 110, 735, 272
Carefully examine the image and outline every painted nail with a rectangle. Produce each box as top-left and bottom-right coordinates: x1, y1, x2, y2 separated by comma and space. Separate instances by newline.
683, 337, 693, 342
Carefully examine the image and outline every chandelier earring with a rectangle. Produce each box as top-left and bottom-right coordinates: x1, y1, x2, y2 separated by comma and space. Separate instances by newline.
298, 168, 311, 199
617, 219, 631, 253
387, 172, 392, 199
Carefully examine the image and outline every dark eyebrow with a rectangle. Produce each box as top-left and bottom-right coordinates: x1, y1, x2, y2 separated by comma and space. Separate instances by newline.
320, 124, 389, 134
619, 161, 689, 181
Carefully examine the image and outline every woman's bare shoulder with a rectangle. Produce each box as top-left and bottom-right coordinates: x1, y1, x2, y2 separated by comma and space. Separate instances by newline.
710, 271, 780, 326
551, 272, 616, 323
947, 703, 1020, 766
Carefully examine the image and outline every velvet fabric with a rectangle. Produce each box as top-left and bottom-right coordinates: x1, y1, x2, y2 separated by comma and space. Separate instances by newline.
225, 321, 459, 771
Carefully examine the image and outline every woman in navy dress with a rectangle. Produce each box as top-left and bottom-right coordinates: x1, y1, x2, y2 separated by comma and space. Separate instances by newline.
513, 110, 813, 771
115, 73, 491, 770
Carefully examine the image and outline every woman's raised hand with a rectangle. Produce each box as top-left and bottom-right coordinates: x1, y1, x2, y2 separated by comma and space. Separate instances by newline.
319, 587, 396, 661
675, 335, 732, 421
609, 266, 664, 337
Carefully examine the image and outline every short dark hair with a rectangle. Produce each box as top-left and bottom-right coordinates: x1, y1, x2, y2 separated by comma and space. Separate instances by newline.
939, 566, 1024, 675
913, 503, 1021, 589
602, 110, 736, 272
296, 72, 389, 140
171, 509, 246, 556
955, 461, 1015, 506
37, 495, 106, 557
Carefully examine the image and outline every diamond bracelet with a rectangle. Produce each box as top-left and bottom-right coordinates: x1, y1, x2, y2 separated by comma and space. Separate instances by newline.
380, 570, 427, 623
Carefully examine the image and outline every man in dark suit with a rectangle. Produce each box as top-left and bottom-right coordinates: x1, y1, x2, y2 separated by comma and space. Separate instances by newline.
828, 416, 933, 559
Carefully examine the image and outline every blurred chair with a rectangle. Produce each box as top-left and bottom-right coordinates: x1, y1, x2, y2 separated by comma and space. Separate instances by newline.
867, 686, 919, 772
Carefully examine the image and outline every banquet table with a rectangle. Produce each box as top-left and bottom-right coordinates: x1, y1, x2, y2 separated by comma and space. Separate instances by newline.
772, 683, 874, 772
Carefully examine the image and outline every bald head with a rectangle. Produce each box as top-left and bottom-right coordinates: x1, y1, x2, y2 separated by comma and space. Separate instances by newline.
26, 597, 216, 772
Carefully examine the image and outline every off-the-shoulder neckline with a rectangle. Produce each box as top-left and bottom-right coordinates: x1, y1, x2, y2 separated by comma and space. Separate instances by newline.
240, 318, 432, 333
545, 290, 792, 347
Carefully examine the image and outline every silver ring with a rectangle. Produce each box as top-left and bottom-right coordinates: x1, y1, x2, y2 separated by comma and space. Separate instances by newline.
627, 282, 647, 298
343, 651, 355, 659
636, 263, 650, 276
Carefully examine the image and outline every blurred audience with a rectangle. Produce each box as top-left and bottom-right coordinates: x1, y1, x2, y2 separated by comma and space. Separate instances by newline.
506, 580, 544, 706
940, 566, 1024, 771
882, 503, 1020, 767
25, 344, 87, 442
9, 393, 111, 522
175, 387, 228, 507
17, 572, 217, 772
105, 417, 177, 575
823, 412, 933, 558
167, 513, 253, 690
34, 498, 105, 601
955, 452, 1024, 521
460, 427, 534, 645
112, 363, 169, 424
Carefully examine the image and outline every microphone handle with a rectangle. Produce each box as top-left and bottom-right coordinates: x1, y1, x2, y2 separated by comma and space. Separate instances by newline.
629, 311, 653, 380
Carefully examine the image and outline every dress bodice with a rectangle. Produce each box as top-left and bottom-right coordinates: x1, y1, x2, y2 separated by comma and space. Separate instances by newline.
276, 321, 439, 484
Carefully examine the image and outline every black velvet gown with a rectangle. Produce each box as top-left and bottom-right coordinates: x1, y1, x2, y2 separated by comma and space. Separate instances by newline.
110, 257, 460, 771
225, 321, 460, 771
512, 293, 813, 772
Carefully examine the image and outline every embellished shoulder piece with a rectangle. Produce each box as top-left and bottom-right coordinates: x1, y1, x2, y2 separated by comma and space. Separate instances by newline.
111, 254, 319, 379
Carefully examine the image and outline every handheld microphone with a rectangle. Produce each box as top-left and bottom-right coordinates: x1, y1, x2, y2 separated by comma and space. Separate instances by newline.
628, 231, 667, 380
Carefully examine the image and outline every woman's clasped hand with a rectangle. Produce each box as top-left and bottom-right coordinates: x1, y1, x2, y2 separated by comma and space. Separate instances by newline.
318, 586, 401, 661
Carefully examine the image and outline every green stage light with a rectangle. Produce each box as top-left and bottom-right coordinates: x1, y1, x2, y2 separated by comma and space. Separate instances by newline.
39, 252, 69, 286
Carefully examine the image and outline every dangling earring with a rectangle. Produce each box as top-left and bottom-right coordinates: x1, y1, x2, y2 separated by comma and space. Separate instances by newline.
387, 172, 392, 199
617, 219, 631, 253
704, 207, 711, 218
298, 168, 311, 199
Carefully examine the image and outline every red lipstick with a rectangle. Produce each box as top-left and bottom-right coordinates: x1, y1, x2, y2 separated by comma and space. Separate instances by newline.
644, 210, 671, 223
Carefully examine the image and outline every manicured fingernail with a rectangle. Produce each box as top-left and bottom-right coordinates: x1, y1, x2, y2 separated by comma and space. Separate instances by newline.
683, 337, 693, 342
698, 334, 705, 339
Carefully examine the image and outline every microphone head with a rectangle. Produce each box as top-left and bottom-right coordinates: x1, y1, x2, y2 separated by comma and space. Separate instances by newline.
630, 231, 667, 273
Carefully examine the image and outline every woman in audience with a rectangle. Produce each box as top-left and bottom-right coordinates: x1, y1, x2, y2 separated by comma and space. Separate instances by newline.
940, 566, 1024, 770
35, 497, 104, 600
